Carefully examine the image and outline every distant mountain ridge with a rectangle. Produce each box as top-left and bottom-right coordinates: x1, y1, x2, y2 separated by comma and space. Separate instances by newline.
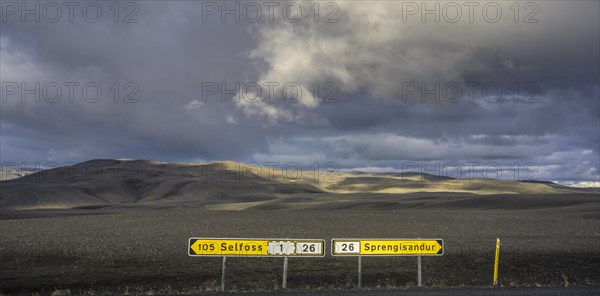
0, 159, 596, 210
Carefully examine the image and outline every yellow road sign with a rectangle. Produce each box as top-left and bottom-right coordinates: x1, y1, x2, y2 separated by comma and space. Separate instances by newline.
188, 238, 325, 257
331, 239, 444, 256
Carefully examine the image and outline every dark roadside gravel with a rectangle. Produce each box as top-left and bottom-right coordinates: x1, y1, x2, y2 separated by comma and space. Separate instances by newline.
1, 208, 599, 294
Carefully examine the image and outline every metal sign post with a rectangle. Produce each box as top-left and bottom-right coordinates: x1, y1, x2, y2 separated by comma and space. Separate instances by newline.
282, 256, 289, 289
417, 255, 422, 287
221, 256, 226, 292
358, 256, 362, 289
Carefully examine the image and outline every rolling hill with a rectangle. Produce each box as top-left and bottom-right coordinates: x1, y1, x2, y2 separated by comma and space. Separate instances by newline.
0, 159, 597, 215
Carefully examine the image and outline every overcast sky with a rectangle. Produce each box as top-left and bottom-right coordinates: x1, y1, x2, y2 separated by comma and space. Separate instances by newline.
1, 1, 598, 185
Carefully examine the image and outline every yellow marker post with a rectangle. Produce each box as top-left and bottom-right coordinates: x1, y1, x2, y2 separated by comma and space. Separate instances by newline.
493, 238, 501, 286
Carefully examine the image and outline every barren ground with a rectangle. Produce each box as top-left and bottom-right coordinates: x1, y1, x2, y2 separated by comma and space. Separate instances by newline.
1, 208, 599, 294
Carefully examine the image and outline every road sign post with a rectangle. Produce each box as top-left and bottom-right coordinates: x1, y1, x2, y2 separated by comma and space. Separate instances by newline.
332, 238, 444, 288
221, 256, 226, 291
358, 256, 362, 289
282, 256, 289, 289
417, 255, 422, 287
189, 238, 325, 290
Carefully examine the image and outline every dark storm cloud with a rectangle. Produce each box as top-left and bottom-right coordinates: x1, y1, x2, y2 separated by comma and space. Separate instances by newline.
0, 1, 598, 184
1, 2, 274, 162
